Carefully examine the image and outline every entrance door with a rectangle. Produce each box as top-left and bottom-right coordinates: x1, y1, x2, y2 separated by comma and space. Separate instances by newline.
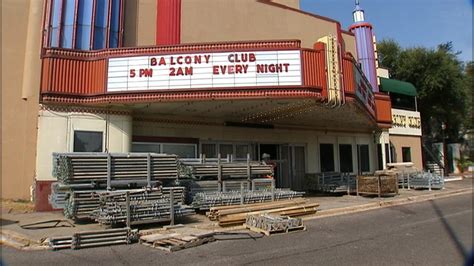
279, 144, 305, 191
291, 146, 306, 191
357, 144, 370, 174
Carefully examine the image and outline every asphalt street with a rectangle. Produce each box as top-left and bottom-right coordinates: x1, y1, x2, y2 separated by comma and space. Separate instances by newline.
1, 193, 473, 266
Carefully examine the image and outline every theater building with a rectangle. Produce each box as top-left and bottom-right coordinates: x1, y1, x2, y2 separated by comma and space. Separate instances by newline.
2, 0, 395, 208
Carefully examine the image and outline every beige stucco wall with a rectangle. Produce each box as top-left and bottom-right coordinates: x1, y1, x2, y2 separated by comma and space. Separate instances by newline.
342, 32, 358, 57
389, 135, 423, 170
36, 109, 133, 181
181, 0, 344, 50
124, 0, 358, 56
1, 0, 42, 200
273, 0, 300, 9
133, 121, 377, 174
123, 0, 157, 47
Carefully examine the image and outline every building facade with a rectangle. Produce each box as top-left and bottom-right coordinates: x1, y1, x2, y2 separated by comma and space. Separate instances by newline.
2, 0, 396, 208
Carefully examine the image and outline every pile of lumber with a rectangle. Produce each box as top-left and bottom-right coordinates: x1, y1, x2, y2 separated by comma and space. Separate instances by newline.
140, 230, 215, 252
207, 199, 319, 226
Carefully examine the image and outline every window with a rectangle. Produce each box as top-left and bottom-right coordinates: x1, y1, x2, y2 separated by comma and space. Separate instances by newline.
131, 142, 197, 158
60, 0, 75, 48
201, 143, 217, 158
219, 144, 233, 158
236, 144, 250, 159
132, 143, 160, 153
49, 0, 62, 47
162, 144, 196, 158
402, 147, 412, 162
46, 0, 123, 50
339, 144, 353, 173
93, 0, 109, 49
109, 0, 121, 48
73, 131, 103, 152
320, 144, 335, 172
390, 93, 417, 111
76, 0, 94, 50
358, 144, 370, 173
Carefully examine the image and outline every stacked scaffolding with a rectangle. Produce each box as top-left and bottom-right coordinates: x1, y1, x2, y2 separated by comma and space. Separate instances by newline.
49, 228, 138, 250
57, 186, 186, 221
313, 172, 357, 193
94, 188, 194, 226
192, 188, 304, 210
399, 171, 444, 190
179, 159, 274, 179
53, 153, 178, 187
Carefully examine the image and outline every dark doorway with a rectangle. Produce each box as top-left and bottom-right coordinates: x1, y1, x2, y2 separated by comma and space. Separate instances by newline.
259, 144, 280, 186
259, 144, 279, 161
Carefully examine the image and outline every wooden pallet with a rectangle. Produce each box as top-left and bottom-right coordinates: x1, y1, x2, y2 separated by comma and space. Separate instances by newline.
244, 224, 306, 236
140, 233, 215, 252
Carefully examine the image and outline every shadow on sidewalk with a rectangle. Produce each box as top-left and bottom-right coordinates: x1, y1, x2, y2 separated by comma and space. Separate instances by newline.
429, 200, 473, 266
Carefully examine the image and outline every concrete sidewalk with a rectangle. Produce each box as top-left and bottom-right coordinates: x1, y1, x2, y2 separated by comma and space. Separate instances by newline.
1, 178, 472, 250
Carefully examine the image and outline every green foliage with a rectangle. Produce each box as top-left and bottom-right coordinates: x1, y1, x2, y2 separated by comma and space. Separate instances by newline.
455, 156, 473, 173
377, 40, 472, 143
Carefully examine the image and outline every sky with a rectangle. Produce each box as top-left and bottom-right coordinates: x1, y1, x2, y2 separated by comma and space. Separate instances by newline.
299, 0, 473, 62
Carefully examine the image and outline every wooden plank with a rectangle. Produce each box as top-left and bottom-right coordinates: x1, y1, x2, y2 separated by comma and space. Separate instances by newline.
140, 233, 180, 243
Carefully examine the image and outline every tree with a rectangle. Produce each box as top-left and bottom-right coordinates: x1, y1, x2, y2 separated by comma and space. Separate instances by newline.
377, 40, 471, 143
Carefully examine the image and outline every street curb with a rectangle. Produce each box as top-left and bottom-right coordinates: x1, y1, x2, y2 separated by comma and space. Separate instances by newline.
304, 188, 473, 221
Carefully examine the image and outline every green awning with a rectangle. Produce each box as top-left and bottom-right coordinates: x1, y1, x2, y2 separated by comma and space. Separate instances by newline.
379, 77, 417, 97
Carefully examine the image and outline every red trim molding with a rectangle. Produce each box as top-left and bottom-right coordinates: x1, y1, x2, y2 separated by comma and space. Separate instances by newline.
349, 22, 373, 31
42, 39, 301, 60
156, 0, 181, 45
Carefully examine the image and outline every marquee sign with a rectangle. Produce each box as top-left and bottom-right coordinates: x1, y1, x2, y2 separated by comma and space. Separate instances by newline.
107, 50, 302, 92
353, 65, 376, 117
389, 109, 422, 136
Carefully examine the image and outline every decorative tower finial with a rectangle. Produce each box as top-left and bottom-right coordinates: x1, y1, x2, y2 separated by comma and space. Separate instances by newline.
353, 0, 365, 23
350, 0, 379, 92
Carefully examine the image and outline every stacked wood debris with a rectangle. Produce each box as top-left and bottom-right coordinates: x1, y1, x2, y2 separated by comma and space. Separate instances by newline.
357, 175, 398, 196
49, 228, 138, 250
139, 230, 215, 252
207, 199, 319, 226
244, 214, 305, 235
